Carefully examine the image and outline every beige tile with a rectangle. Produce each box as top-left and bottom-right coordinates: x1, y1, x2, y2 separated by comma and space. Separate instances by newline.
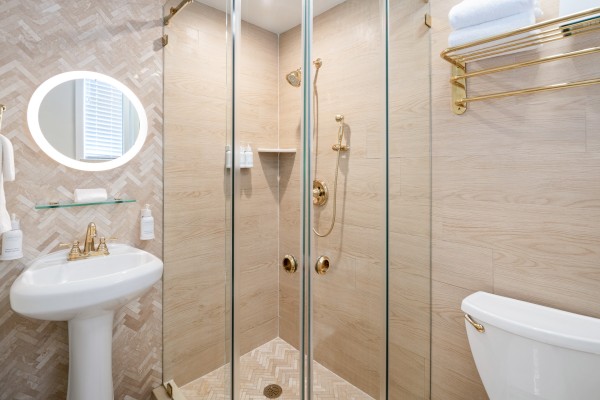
432, 240, 493, 292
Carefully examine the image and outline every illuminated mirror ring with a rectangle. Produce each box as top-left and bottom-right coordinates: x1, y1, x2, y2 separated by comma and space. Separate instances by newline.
27, 71, 148, 171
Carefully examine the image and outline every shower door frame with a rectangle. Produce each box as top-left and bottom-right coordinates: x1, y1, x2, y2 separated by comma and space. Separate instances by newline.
229, 0, 390, 398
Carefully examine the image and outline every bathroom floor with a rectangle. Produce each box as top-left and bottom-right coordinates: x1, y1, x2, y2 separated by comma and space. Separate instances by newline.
181, 337, 374, 399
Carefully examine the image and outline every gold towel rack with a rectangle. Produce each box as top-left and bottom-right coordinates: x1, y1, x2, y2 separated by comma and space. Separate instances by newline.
441, 7, 600, 114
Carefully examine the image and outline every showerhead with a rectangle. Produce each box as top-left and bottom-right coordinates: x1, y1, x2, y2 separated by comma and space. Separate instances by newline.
313, 58, 322, 69
286, 69, 302, 87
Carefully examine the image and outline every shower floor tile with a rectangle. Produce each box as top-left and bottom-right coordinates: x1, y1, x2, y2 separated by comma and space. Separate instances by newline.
180, 337, 374, 400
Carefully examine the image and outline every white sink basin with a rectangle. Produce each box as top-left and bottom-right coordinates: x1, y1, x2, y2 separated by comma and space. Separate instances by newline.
10, 244, 163, 400
10, 244, 163, 320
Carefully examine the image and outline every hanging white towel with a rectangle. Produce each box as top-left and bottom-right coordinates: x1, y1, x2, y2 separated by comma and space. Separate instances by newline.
0, 135, 15, 234
450, 0, 541, 30
449, 10, 537, 47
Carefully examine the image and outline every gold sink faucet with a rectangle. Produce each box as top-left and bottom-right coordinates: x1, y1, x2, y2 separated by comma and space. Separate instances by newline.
59, 222, 112, 261
83, 222, 97, 255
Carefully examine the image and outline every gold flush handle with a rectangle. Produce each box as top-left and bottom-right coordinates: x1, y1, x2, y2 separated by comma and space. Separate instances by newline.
315, 256, 330, 275
465, 314, 485, 333
282, 255, 298, 273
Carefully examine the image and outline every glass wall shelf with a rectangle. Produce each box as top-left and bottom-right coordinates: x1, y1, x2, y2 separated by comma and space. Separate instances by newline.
35, 198, 136, 210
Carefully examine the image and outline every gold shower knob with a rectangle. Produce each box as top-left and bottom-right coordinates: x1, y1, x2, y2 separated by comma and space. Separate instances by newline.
315, 256, 330, 275
282, 255, 298, 273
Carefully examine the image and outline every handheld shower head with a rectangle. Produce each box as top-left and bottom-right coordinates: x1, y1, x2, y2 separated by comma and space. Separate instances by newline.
286, 69, 302, 87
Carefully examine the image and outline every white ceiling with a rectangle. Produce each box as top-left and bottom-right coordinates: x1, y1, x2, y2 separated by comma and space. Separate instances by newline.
196, 0, 347, 34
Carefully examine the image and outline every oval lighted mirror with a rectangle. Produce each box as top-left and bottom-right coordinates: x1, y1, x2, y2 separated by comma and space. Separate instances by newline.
27, 71, 148, 171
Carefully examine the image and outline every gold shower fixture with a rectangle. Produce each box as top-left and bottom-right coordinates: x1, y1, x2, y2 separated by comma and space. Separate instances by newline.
285, 59, 322, 88
331, 114, 349, 151
286, 68, 302, 87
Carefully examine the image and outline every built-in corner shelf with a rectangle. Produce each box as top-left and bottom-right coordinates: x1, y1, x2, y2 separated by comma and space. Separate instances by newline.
257, 148, 297, 153
35, 198, 136, 210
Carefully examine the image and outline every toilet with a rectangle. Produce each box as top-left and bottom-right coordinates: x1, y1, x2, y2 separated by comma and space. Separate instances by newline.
461, 291, 600, 400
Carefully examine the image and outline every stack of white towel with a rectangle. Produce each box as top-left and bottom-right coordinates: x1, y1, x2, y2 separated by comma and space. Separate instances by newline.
449, 0, 543, 47
0, 134, 15, 235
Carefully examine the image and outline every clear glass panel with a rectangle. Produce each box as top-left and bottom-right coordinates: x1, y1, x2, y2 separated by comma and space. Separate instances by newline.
387, 0, 432, 398
162, 0, 232, 397
309, 0, 388, 398
233, 0, 304, 398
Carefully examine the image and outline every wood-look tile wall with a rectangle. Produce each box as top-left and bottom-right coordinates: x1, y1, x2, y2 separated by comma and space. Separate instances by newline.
163, 1, 280, 386
430, 1, 600, 399
0, 1, 164, 399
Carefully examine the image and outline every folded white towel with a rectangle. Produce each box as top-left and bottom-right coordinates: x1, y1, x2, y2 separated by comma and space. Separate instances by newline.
0, 135, 15, 234
0, 135, 15, 182
449, 10, 537, 47
74, 188, 108, 203
450, 0, 540, 30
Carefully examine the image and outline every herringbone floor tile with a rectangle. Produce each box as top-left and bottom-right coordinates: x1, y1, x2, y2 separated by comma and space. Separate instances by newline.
181, 338, 373, 400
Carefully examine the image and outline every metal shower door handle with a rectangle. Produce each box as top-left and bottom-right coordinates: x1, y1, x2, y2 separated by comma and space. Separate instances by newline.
315, 256, 330, 275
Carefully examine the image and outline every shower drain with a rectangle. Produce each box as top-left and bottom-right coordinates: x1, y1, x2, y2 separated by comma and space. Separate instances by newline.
263, 384, 283, 398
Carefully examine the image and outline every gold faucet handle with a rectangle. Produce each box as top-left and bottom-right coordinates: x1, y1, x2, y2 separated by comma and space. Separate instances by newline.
96, 237, 118, 255
60, 240, 83, 261
96, 237, 110, 255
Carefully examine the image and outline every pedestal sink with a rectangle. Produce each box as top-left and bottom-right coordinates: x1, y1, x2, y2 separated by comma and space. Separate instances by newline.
9, 244, 163, 400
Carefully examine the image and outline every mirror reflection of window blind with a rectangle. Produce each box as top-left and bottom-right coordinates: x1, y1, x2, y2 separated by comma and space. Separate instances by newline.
82, 79, 124, 160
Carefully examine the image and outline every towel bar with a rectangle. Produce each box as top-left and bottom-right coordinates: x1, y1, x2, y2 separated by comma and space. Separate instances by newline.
441, 7, 600, 114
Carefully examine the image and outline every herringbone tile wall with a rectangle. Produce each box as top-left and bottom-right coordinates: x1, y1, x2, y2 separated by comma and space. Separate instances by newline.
0, 1, 164, 399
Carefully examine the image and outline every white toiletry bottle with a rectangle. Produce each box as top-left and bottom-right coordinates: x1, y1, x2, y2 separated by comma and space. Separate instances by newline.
246, 144, 254, 168
225, 145, 232, 169
1, 214, 23, 260
140, 204, 155, 240
240, 143, 247, 168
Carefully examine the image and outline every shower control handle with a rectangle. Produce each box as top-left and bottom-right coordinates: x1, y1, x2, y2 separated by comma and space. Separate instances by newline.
315, 256, 330, 275
282, 255, 298, 273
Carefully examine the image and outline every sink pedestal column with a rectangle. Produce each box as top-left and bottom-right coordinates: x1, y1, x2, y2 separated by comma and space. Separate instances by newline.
67, 312, 115, 400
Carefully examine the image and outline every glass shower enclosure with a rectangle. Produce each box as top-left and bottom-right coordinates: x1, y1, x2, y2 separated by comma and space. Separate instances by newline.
163, 0, 431, 398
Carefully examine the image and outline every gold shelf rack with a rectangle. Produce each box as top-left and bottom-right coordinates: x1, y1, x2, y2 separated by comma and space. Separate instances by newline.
440, 7, 600, 114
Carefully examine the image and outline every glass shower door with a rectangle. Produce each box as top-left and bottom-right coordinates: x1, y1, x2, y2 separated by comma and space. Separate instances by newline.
307, 0, 388, 398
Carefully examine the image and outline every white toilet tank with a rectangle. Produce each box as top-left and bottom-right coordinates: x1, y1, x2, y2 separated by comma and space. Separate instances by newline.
462, 291, 600, 400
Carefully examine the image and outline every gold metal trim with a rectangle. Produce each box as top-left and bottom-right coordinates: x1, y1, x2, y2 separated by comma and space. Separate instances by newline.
164, 0, 193, 26
315, 256, 330, 275
162, 34, 169, 47
440, 7, 600, 114
425, 13, 432, 28
458, 78, 600, 105
452, 63, 467, 114
313, 179, 328, 206
464, 314, 485, 333
451, 47, 600, 83
282, 255, 298, 273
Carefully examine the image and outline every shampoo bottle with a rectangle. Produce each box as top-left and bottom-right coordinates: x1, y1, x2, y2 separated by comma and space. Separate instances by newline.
225, 145, 232, 169
140, 204, 155, 240
246, 144, 254, 168
240, 143, 247, 168
1, 214, 23, 260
